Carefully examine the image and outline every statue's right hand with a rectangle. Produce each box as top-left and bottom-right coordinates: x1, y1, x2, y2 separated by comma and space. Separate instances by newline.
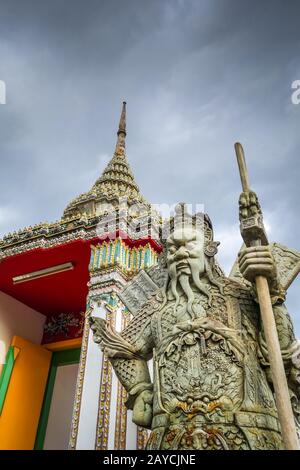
132, 389, 153, 429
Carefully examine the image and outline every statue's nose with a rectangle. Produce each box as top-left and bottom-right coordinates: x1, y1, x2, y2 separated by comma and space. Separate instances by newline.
175, 246, 189, 260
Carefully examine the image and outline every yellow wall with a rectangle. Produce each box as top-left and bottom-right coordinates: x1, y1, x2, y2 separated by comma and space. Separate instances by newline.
0, 336, 52, 450
45, 337, 82, 352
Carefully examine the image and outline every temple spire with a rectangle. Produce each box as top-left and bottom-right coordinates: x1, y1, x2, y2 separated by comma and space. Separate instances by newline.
118, 101, 126, 135
115, 101, 126, 157
63, 100, 150, 218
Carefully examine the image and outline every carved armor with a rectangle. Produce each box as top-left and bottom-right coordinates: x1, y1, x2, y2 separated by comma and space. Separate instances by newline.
90, 219, 300, 450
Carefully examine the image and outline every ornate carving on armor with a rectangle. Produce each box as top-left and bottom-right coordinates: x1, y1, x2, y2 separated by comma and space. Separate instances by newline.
118, 271, 159, 316
271, 243, 300, 291
91, 217, 300, 450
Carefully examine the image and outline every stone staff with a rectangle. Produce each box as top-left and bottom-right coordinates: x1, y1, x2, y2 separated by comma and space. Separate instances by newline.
234, 142, 299, 450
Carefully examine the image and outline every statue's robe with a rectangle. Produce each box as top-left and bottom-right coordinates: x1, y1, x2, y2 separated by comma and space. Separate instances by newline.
92, 273, 300, 450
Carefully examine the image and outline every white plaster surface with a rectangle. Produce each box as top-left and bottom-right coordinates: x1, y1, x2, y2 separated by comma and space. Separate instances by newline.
0, 291, 45, 368
75, 302, 105, 449
44, 363, 79, 450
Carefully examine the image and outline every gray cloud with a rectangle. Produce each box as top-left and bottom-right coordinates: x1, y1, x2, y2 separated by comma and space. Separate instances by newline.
0, 0, 299, 333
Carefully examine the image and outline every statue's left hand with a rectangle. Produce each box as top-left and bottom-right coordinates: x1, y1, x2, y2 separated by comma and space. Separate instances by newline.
132, 389, 153, 429
238, 245, 277, 284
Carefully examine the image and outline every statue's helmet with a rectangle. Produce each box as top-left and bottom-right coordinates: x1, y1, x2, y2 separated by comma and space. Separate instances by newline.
162, 203, 218, 255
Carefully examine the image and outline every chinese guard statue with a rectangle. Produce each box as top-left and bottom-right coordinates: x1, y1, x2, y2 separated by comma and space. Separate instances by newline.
90, 194, 300, 450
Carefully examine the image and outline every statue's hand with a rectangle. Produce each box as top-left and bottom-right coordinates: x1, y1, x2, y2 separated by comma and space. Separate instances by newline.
238, 245, 277, 284
132, 389, 153, 429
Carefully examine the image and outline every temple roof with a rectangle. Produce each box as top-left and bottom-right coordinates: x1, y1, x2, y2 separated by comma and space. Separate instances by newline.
63, 102, 148, 218
0, 102, 161, 259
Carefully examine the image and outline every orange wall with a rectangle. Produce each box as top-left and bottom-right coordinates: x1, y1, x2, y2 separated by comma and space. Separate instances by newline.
0, 336, 52, 450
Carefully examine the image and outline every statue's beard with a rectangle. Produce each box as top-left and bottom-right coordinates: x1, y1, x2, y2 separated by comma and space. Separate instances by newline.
168, 258, 210, 317
177, 273, 195, 315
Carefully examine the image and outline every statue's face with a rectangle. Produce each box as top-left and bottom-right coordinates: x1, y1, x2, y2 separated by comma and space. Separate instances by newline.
166, 227, 205, 278
166, 227, 209, 315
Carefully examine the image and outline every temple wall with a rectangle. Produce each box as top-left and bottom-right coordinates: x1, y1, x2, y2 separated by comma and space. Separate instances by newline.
0, 291, 46, 371
43, 363, 79, 450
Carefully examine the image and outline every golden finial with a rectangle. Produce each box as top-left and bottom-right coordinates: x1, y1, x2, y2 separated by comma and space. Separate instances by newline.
115, 101, 126, 157
118, 101, 126, 136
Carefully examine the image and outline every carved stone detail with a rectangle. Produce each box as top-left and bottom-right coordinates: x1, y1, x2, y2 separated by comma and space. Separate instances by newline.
91, 220, 300, 450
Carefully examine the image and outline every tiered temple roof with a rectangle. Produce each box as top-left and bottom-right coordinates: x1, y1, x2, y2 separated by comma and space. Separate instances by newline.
0, 102, 160, 259
63, 101, 148, 219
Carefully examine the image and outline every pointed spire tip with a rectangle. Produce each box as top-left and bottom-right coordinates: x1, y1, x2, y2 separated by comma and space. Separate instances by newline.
117, 101, 126, 136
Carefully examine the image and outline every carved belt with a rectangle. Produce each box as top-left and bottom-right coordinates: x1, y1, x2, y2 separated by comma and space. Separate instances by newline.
152, 411, 280, 433
152, 412, 235, 429
234, 411, 280, 432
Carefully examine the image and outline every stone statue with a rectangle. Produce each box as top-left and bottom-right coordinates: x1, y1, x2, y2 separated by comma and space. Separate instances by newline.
90, 194, 300, 450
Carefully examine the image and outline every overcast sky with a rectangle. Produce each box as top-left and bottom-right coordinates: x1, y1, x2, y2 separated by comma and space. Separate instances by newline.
0, 0, 299, 334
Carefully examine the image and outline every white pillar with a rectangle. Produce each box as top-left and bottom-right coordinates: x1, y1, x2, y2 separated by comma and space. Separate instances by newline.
126, 411, 138, 450
73, 302, 106, 449
107, 305, 122, 449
